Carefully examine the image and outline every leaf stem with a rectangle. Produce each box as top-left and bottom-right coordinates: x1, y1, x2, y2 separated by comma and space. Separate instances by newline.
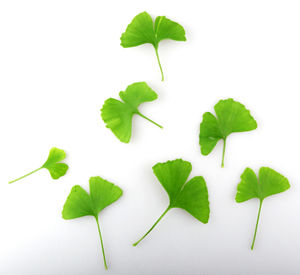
221, 138, 227, 168
251, 200, 263, 250
137, 112, 163, 129
133, 206, 170, 246
95, 217, 108, 270
9, 167, 42, 184
154, 47, 164, 81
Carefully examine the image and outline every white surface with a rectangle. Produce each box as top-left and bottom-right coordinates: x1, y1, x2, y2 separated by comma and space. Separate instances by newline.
1, 0, 300, 274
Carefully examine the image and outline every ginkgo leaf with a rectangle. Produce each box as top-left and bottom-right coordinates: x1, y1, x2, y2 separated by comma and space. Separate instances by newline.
101, 82, 162, 143
121, 12, 186, 81
133, 159, 209, 246
62, 176, 122, 269
42, 148, 68, 179
199, 98, 257, 167
9, 147, 68, 183
235, 167, 290, 250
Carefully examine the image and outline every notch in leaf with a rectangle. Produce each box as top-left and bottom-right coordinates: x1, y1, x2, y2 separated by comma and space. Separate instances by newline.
9, 147, 68, 183
62, 176, 122, 270
235, 167, 290, 250
133, 159, 209, 246
121, 11, 186, 81
199, 98, 257, 167
101, 82, 162, 143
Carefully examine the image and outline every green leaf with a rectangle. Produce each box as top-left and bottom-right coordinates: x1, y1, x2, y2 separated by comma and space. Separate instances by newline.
235, 167, 290, 249
133, 159, 209, 246
121, 12, 186, 81
42, 147, 68, 179
62, 176, 122, 270
9, 147, 68, 184
199, 98, 257, 167
101, 82, 162, 143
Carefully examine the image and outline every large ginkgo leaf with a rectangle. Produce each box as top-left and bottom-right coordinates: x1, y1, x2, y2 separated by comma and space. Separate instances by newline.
62, 176, 122, 269
133, 159, 210, 246
101, 82, 162, 143
199, 98, 257, 167
121, 12, 186, 81
235, 167, 290, 249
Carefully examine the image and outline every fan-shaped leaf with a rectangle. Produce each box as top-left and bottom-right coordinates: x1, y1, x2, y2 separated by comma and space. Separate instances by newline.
199, 98, 257, 167
101, 82, 162, 143
133, 159, 209, 246
235, 167, 290, 249
62, 176, 122, 269
121, 12, 186, 80
9, 147, 68, 183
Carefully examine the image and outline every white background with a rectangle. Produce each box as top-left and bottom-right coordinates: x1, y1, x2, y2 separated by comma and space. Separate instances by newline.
1, 0, 300, 274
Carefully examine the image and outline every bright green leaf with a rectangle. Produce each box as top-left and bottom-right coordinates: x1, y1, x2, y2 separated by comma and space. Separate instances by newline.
101, 82, 162, 143
235, 167, 290, 249
121, 12, 186, 81
133, 159, 209, 246
199, 98, 257, 167
42, 148, 68, 179
9, 147, 68, 183
62, 176, 123, 269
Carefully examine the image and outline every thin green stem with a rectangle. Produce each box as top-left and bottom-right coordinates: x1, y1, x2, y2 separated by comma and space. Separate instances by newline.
137, 112, 163, 129
154, 47, 164, 81
133, 206, 170, 246
9, 167, 42, 184
95, 217, 108, 270
221, 138, 227, 168
251, 200, 263, 250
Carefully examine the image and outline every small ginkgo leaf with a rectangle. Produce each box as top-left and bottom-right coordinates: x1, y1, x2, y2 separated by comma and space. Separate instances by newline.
199, 98, 257, 167
62, 176, 122, 270
42, 148, 68, 179
121, 12, 186, 81
101, 82, 162, 143
9, 147, 68, 184
133, 159, 209, 246
235, 167, 290, 250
